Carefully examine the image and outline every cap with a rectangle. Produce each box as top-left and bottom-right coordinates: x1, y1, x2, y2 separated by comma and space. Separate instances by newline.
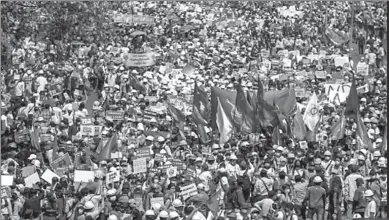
146, 136, 154, 141
169, 211, 180, 219
313, 176, 322, 183
373, 151, 381, 157
195, 157, 202, 162
108, 215, 118, 220
157, 136, 165, 142
358, 155, 365, 161
107, 189, 117, 196
324, 151, 331, 156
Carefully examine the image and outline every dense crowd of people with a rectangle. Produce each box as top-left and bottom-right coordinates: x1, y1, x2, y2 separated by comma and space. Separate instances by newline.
0, 1, 387, 220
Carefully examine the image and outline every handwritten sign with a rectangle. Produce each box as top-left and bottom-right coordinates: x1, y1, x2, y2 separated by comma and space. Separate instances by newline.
324, 83, 352, 104
106, 171, 120, 185
180, 183, 198, 200
356, 62, 369, 76
150, 197, 164, 208
105, 111, 125, 120
51, 153, 72, 171
125, 53, 155, 67
133, 157, 147, 174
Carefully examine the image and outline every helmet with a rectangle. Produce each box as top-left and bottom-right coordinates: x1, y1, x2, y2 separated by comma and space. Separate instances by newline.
172, 199, 183, 207
145, 210, 155, 216
84, 201, 94, 210
324, 151, 331, 156
108, 215, 118, 220
357, 155, 365, 161
373, 151, 381, 157
364, 189, 374, 197
353, 213, 362, 219
313, 176, 322, 183
230, 154, 237, 160
314, 158, 322, 165
159, 210, 169, 218
169, 211, 180, 219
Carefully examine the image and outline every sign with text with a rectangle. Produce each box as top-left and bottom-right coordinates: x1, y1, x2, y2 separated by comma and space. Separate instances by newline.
113, 15, 154, 25
50, 153, 72, 170
106, 171, 120, 185
356, 62, 369, 76
180, 183, 198, 200
133, 157, 147, 174
106, 111, 125, 120
125, 53, 155, 67
80, 125, 103, 136
324, 83, 352, 104
136, 148, 151, 159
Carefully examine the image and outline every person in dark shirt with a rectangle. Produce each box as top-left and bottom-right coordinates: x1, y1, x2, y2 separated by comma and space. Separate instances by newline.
22, 187, 45, 219
356, 33, 366, 54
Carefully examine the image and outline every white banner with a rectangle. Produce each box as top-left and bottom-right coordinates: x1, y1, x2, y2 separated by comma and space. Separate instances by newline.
324, 83, 352, 104
125, 53, 156, 67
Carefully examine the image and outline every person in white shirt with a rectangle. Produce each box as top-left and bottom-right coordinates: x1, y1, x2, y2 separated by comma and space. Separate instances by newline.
35, 71, 48, 93
364, 190, 378, 218
226, 154, 239, 178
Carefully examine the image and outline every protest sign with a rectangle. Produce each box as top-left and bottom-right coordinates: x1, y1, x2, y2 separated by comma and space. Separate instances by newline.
166, 166, 178, 178
113, 14, 154, 25
133, 157, 147, 174
106, 171, 120, 184
136, 148, 151, 159
299, 141, 308, 150
81, 118, 93, 125
260, 49, 270, 58
1, 187, 11, 198
150, 197, 164, 208
51, 153, 72, 170
180, 183, 198, 200
170, 159, 184, 170
1, 175, 13, 186
110, 152, 122, 159
106, 111, 125, 120
80, 125, 103, 136
145, 96, 158, 103
74, 170, 95, 182
14, 130, 28, 143
334, 56, 349, 67
143, 110, 158, 122
24, 173, 40, 188
356, 62, 369, 76
154, 154, 164, 162
125, 53, 155, 67
22, 165, 36, 178
50, 83, 63, 96
357, 84, 369, 94
324, 83, 352, 104
41, 169, 60, 184
261, 60, 271, 71
315, 71, 327, 79
41, 134, 53, 142
295, 88, 306, 98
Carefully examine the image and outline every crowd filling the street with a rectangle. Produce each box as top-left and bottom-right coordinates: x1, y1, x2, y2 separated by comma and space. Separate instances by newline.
0, 1, 387, 220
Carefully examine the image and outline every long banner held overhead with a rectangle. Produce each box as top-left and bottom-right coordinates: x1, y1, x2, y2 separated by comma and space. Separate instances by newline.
113, 14, 154, 25
125, 53, 156, 67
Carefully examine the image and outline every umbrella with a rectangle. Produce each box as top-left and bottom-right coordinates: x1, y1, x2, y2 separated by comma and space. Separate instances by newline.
130, 31, 147, 37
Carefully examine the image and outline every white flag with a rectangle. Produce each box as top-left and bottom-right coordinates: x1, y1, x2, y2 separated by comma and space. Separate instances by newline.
216, 98, 233, 146
303, 92, 320, 131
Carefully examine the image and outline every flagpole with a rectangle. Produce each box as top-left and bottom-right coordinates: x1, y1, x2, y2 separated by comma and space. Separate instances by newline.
349, 2, 355, 50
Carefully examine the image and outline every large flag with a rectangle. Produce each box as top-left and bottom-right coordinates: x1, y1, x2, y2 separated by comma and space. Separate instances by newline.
272, 126, 283, 146
325, 27, 349, 46
216, 98, 233, 146
303, 92, 320, 131
329, 110, 346, 140
193, 82, 210, 121
211, 87, 237, 130
235, 84, 254, 133
382, 125, 387, 154
129, 75, 146, 92
345, 77, 359, 119
255, 77, 279, 131
52, 135, 59, 161
356, 111, 373, 151
263, 88, 297, 117
98, 133, 118, 161
292, 110, 307, 141
168, 103, 186, 140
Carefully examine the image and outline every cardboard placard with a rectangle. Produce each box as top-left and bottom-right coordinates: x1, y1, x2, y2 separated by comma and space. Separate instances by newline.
74, 170, 95, 182
124, 53, 156, 67
41, 134, 53, 142
41, 169, 60, 184
105, 111, 125, 120
51, 153, 72, 170
24, 172, 40, 188
180, 183, 198, 200
106, 171, 120, 185
154, 154, 164, 162
133, 157, 147, 174
22, 166, 36, 178
1, 176, 13, 186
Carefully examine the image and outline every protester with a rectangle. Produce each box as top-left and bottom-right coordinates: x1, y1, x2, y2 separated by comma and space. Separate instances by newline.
1, 2, 387, 220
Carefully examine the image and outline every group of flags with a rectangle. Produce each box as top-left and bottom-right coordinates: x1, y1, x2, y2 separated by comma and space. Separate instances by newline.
94, 76, 383, 161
